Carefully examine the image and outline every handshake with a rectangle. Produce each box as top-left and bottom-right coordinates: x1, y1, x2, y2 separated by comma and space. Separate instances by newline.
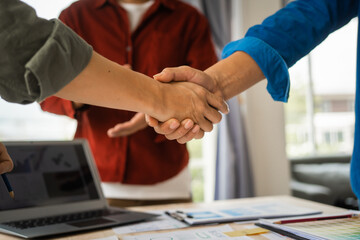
107, 65, 229, 144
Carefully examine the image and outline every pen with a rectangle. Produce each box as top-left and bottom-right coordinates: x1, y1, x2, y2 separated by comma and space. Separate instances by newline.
274, 213, 357, 224
165, 211, 185, 221
1, 173, 14, 199
176, 210, 193, 218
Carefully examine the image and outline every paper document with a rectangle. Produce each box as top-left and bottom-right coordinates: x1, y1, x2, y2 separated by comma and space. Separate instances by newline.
92, 235, 118, 240
166, 202, 321, 225
256, 211, 360, 240
122, 225, 237, 240
113, 211, 187, 234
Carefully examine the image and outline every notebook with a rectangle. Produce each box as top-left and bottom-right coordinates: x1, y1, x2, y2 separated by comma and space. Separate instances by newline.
0, 140, 157, 239
255, 211, 360, 240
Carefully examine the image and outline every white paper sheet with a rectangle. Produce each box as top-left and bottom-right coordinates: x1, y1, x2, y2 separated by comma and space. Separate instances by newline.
113, 211, 188, 234
92, 235, 118, 240
122, 225, 235, 240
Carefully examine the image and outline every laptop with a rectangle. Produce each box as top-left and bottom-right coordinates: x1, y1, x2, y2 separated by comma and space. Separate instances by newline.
0, 140, 158, 239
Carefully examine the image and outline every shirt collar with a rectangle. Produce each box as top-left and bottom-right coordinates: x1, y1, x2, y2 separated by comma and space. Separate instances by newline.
93, 0, 176, 10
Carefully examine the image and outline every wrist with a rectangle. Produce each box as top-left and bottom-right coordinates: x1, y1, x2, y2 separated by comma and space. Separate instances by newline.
205, 51, 265, 100
204, 68, 226, 100
148, 81, 169, 121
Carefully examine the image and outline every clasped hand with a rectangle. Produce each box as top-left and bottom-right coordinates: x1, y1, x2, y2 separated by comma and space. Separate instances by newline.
107, 65, 227, 143
148, 66, 226, 143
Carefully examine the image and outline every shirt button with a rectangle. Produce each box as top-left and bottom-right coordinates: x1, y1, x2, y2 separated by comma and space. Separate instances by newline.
126, 46, 131, 52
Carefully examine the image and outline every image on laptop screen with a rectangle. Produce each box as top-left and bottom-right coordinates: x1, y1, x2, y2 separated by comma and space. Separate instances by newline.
0, 143, 99, 211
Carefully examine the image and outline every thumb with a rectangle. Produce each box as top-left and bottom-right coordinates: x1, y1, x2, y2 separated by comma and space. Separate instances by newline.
153, 66, 197, 83
145, 114, 159, 127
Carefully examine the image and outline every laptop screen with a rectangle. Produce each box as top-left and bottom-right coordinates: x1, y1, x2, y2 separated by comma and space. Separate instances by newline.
0, 142, 100, 211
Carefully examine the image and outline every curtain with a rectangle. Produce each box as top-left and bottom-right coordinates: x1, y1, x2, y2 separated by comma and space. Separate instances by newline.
182, 0, 231, 58
215, 97, 254, 199
182, 0, 254, 199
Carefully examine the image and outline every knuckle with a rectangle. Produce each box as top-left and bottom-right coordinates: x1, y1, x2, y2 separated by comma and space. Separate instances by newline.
158, 125, 171, 134
176, 128, 189, 138
154, 126, 165, 135
180, 65, 190, 71
198, 103, 206, 113
197, 87, 206, 96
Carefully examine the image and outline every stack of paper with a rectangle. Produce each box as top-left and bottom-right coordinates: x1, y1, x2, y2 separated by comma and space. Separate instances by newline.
256, 211, 360, 240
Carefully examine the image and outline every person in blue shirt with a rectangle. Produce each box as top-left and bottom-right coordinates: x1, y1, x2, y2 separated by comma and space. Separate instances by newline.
151, 0, 360, 199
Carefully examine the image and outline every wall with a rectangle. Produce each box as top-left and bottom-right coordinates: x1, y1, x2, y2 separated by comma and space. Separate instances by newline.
237, 0, 291, 196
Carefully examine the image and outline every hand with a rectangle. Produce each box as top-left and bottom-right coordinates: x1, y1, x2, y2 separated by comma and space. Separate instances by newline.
151, 66, 228, 142
107, 112, 148, 137
0, 143, 14, 174
145, 116, 204, 144
154, 65, 223, 98
158, 81, 228, 133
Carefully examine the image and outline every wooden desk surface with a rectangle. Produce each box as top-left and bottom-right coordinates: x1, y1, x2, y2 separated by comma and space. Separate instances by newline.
0, 195, 346, 240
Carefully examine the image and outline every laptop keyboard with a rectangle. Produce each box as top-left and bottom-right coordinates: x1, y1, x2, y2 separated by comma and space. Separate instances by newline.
3, 209, 122, 229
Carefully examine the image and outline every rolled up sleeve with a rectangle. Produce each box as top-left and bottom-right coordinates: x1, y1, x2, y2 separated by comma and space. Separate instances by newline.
222, 37, 290, 102
24, 19, 93, 102
221, 0, 358, 103
0, 0, 92, 104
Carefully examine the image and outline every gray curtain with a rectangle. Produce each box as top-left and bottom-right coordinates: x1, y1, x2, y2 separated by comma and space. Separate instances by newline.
182, 0, 254, 199
182, 0, 231, 58
215, 97, 254, 199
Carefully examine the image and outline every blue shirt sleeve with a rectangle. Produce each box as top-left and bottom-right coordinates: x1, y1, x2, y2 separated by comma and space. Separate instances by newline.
222, 0, 358, 102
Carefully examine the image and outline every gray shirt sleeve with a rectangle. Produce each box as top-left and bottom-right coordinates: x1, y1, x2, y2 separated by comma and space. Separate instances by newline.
0, 0, 93, 104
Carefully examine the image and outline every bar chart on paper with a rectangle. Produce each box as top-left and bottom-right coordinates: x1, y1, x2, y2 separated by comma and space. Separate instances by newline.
284, 217, 360, 240
257, 213, 360, 240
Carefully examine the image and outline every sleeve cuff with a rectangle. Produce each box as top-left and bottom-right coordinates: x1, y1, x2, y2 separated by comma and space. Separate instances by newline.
222, 37, 290, 102
24, 19, 93, 102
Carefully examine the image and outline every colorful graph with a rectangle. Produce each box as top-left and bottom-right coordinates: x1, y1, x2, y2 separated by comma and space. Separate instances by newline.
285, 217, 360, 240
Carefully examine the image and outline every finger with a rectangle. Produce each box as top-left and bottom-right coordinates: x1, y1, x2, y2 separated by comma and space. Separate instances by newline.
0, 144, 14, 174
163, 119, 194, 140
0, 161, 13, 174
204, 107, 223, 125
154, 66, 194, 83
194, 129, 205, 139
176, 125, 201, 144
197, 115, 213, 132
107, 122, 135, 137
145, 115, 159, 127
108, 113, 147, 137
206, 93, 229, 115
153, 66, 201, 84
152, 119, 181, 135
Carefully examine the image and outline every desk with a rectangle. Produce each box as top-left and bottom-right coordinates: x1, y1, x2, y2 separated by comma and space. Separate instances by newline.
0, 196, 346, 240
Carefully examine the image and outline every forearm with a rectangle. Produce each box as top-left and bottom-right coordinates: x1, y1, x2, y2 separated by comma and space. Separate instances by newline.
205, 51, 265, 100
55, 51, 162, 118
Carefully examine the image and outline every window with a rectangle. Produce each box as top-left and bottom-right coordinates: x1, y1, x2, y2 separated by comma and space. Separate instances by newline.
285, 19, 357, 157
